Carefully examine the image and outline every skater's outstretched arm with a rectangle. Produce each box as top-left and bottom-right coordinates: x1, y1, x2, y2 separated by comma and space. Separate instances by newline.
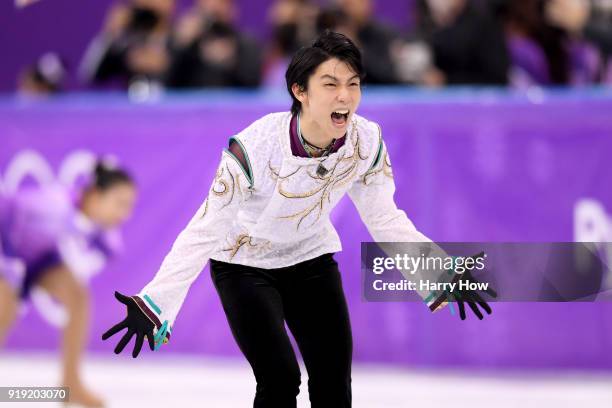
103, 147, 252, 356
348, 130, 495, 318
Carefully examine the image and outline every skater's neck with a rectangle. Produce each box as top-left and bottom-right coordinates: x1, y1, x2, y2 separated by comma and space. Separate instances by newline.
290, 114, 345, 158
298, 111, 344, 149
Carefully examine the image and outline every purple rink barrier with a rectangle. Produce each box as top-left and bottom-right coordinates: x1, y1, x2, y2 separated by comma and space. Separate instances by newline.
1, 88, 612, 370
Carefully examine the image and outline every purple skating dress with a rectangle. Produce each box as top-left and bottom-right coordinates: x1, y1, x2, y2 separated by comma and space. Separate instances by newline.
0, 184, 121, 299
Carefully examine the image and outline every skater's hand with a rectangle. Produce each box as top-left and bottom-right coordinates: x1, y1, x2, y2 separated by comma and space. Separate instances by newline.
451, 252, 497, 320
429, 252, 497, 320
101, 291, 156, 358
453, 272, 497, 320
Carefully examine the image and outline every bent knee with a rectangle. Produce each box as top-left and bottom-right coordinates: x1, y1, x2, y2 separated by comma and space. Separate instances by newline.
0, 280, 19, 320
65, 282, 89, 309
53, 278, 90, 310
255, 363, 301, 397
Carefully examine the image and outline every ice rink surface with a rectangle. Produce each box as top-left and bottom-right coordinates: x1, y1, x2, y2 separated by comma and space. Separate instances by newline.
1, 353, 611, 407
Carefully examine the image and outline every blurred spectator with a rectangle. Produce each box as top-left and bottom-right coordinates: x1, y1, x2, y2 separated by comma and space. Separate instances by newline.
330, 0, 402, 84
263, 0, 319, 87
79, 0, 175, 89
18, 52, 67, 96
495, 0, 601, 87
14, 0, 41, 8
545, 0, 612, 83
269, 0, 319, 56
413, 0, 509, 86
165, 0, 262, 88
546, 0, 612, 55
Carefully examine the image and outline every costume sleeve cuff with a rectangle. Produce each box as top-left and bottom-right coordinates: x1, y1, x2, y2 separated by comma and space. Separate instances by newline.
132, 294, 172, 348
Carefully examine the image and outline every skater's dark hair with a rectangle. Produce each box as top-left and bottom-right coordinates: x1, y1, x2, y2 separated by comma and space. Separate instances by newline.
285, 30, 364, 116
92, 160, 134, 191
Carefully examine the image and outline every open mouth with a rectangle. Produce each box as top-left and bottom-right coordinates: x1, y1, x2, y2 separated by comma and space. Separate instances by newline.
331, 109, 350, 126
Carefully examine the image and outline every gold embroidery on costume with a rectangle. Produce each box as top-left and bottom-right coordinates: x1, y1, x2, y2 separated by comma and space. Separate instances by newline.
269, 161, 299, 180
221, 164, 236, 209
212, 166, 229, 196
200, 198, 209, 218
222, 234, 256, 260
214, 164, 237, 206
384, 154, 393, 178
202, 163, 240, 219
362, 152, 393, 185
275, 123, 369, 230
235, 172, 243, 195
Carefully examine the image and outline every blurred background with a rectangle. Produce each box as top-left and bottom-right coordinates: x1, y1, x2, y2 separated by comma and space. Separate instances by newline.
1, 0, 612, 407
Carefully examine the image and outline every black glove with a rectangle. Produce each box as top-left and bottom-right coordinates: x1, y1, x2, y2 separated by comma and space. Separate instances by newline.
429, 252, 498, 320
452, 266, 498, 320
101, 291, 156, 358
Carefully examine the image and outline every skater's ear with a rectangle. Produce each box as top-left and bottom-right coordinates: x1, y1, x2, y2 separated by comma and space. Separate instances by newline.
291, 83, 307, 103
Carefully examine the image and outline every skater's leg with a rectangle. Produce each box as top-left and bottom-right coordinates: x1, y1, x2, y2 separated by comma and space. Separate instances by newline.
36, 265, 104, 408
0, 277, 19, 348
283, 254, 353, 408
211, 260, 301, 408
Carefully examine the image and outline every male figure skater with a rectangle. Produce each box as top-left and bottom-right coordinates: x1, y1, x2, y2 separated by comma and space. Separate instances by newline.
103, 31, 492, 407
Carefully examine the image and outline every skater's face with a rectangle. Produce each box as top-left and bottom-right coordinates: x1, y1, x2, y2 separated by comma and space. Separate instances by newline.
84, 183, 137, 228
292, 57, 361, 139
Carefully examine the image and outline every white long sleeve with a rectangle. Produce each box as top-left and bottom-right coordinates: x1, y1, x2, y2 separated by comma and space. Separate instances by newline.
136, 150, 251, 339
348, 138, 450, 306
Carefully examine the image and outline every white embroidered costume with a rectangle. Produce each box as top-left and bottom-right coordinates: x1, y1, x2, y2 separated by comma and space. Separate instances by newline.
136, 112, 448, 340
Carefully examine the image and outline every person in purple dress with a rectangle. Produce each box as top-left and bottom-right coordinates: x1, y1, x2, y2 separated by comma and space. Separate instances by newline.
0, 161, 136, 408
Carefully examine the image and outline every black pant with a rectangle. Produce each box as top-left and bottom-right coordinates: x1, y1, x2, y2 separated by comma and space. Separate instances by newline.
210, 253, 352, 408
